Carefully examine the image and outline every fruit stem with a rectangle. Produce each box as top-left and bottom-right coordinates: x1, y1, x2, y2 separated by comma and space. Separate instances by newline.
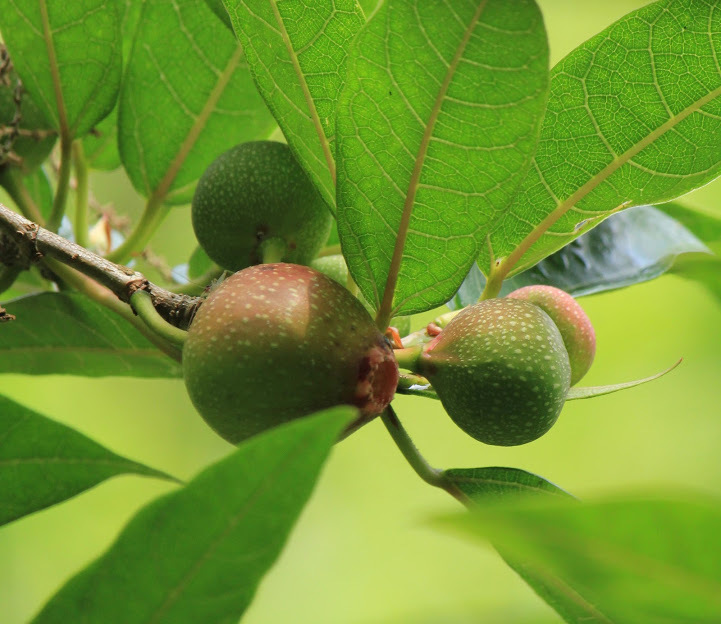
72, 140, 89, 249
260, 237, 287, 264
130, 289, 188, 348
392, 345, 423, 371
381, 406, 465, 502
47, 135, 73, 233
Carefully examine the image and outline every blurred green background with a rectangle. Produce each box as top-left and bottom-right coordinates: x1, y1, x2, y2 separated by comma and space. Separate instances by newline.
1, 1, 720, 622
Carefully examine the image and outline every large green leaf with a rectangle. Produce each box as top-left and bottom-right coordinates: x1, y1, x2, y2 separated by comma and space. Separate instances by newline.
31, 406, 355, 624
118, 0, 276, 206
223, 0, 366, 212
82, 0, 143, 172
479, 0, 721, 283
336, 0, 549, 321
0, 395, 173, 527
449, 205, 711, 309
0, 293, 181, 378
436, 497, 721, 624
0, 0, 122, 140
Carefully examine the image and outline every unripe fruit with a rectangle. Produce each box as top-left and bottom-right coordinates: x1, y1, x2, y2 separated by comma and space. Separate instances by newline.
418, 298, 571, 446
191, 141, 332, 271
182, 263, 399, 443
507, 285, 595, 385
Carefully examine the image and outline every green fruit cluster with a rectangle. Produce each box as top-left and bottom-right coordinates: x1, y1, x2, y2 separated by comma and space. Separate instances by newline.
191, 141, 331, 271
183, 263, 399, 443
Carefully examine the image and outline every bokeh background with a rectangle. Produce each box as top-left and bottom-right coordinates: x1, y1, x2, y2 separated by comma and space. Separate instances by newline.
1, 1, 720, 622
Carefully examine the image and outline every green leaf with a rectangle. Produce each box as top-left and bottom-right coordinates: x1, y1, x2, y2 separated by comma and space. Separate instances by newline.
446, 466, 571, 503
449, 205, 711, 309
188, 246, 214, 280
31, 406, 355, 624
81, 0, 143, 171
223, 0, 366, 212
336, 0, 549, 321
82, 106, 121, 171
0, 293, 181, 378
566, 359, 682, 401
118, 0, 277, 206
204, 0, 233, 31
0, 0, 122, 140
479, 0, 721, 283
0, 395, 173, 527
436, 497, 721, 624
658, 201, 721, 252
670, 254, 721, 304
23, 166, 54, 220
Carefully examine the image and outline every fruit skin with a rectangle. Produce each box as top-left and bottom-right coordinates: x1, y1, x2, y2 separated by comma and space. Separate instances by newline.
182, 263, 399, 443
417, 298, 571, 446
507, 285, 595, 385
191, 141, 332, 271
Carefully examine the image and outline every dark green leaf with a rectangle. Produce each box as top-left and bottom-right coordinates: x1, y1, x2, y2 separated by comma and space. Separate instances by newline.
118, 0, 276, 205
31, 406, 355, 624
436, 497, 721, 624
0, 293, 181, 378
22, 166, 54, 221
657, 202, 721, 251
479, 0, 721, 281
449, 206, 711, 309
223, 0, 366, 212
0, 0, 122, 139
445, 467, 571, 503
337, 0, 549, 318
0, 395, 173, 527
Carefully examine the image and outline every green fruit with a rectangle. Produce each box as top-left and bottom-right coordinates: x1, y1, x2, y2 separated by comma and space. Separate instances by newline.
310, 254, 411, 337
507, 285, 595, 385
183, 263, 399, 443
191, 141, 332, 271
417, 298, 571, 446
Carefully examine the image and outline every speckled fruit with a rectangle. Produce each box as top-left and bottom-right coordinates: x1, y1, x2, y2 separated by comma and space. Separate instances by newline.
417, 298, 571, 446
191, 141, 332, 271
182, 263, 399, 443
507, 285, 595, 385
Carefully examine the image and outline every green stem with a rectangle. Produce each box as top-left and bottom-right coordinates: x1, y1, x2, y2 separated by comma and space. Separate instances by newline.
478, 269, 503, 301
47, 137, 72, 232
393, 345, 423, 371
106, 196, 170, 263
0, 168, 45, 224
45, 259, 182, 362
260, 237, 287, 264
72, 140, 89, 248
396, 373, 439, 400
0, 265, 21, 296
170, 264, 224, 296
130, 289, 188, 348
317, 243, 342, 257
381, 406, 465, 503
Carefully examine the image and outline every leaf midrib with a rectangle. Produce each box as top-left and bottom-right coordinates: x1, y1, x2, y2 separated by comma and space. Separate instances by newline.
496, 83, 721, 279
375, 0, 489, 329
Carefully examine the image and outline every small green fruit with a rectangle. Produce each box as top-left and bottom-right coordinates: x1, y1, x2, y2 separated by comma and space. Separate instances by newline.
418, 298, 571, 446
183, 263, 399, 443
507, 285, 595, 385
191, 141, 332, 271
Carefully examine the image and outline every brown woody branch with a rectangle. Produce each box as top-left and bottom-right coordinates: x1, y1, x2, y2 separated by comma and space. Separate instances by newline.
0, 202, 202, 329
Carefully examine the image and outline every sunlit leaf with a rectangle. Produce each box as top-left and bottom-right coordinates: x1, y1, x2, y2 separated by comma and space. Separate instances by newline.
118, 0, 276, 205
31, 407, 355, 624
0, 395, 174, 527
337, 0, 549, 320
479, 0, 721, 284
436, 497, 721, 624
0, 0, 122, 140
223, 0, 366, 212
0, 293, 181, 378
